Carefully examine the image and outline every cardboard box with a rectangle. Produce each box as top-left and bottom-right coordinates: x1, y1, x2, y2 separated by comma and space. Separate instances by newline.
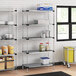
0, 62, 5, 70
6, 56, 14, 61
6, 61, 14, 69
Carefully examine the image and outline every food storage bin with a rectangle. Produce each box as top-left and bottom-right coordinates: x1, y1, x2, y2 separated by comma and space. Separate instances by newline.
6, 56, 14, 61
39, 43, 45, 52
1, 46, 8, 55
37, 3, 53, 11
6, 61, 14, 69
0, 57, 5, 70
40, 57, 50, 65
37, 7, 53, 11
0, 49, 2, 55
0, 57, 5, 62
8, 45, 14, 54
0, 62, 5, 70
5, 34, 13, 39
45, 42, 50, 51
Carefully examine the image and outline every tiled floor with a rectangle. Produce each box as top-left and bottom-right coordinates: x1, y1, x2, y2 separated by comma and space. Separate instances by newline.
0, 65, 76, 76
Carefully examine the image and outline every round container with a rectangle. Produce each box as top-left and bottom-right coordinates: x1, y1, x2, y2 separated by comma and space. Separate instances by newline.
39, 43, 45, 52
41, 33, 46, 38
5, 34, 9, 38
8, 45, 14, 54
45, 30, 50, 38
8, 34, 13, 39
5, 34, 13, 39
45, 42, 49, 51
1, 46, 8, 55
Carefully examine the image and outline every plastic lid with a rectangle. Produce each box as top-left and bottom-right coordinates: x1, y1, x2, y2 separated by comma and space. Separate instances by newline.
40, 43, 43, 44
40, 57, 50, 59
46, 42, 49, 44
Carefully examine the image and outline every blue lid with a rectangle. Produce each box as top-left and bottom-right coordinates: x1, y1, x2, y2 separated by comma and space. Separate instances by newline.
40, 57, 50, 59
37, 7, 53, 11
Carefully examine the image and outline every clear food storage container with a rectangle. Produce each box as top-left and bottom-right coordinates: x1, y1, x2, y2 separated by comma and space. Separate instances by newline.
40, 57, 50, 65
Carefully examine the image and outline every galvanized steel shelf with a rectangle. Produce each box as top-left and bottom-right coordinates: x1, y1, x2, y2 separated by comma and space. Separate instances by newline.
0, 54, 14, 57
0, 38, 17, 40
0, 8, 17, 72
22, 50, 54, 54
22, 37, 54, 40
22, 10, 54, 13
0, 24, 17, 26
23, 63, 53, 68
0, 53, 17, 57
21, 9, 55, 71
22, 24, 53, 27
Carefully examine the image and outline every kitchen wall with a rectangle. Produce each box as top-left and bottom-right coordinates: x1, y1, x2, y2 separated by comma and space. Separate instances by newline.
0, 0, 76, 66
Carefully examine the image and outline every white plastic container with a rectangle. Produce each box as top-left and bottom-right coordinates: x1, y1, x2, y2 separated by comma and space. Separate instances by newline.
5, 34, 13, 39
41, 32, 46, 38
45, 30, 50, 38
40, 57, 50, 65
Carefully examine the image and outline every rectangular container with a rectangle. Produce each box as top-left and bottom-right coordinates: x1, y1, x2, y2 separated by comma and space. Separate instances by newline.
0, 62, 5, 70
6, 56, 14, 61
1, 46, 8, 55
0, 57, 5, 62
40, 57, 50, 65
64, 47, 74, 63
8, 45, 14, 54
6, 61, 14, 69
0, 49, 2, 55
37, 7, 53, 11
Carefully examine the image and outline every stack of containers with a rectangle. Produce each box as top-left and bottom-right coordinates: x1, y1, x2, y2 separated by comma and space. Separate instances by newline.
0, 45, 14, 69
0, 57, 5, 70
6, 56, 14, 69
6, 45, 14, 69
